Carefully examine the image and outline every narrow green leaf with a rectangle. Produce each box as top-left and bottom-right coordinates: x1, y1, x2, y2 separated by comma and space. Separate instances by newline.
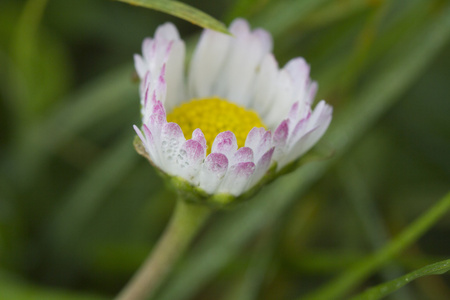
10, 0, 50, 124
13, 64, 136, 185
250, 0, 329, 36
0, 271, 106, 300
115, 0, 229, 34
351, 259, 450, 300
304, 192, 450, 300
44, 133, 139, 250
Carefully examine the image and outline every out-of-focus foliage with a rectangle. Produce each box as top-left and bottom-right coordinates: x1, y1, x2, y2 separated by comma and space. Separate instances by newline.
0, 0, 449, 299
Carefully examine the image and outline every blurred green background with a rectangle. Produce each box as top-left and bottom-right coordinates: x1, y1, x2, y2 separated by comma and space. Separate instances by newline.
0, 0, 449, 299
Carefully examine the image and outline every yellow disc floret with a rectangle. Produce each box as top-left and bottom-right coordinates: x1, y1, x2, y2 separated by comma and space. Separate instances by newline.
167, 97, 266, 153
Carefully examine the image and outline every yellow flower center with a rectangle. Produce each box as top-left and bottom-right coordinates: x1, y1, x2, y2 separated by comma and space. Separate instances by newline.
167, 97, 266, 153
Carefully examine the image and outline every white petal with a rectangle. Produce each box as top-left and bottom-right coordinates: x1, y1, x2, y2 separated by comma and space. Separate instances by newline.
199, 153, 229, 194
155, 22, 180, 41
251, 54, 278, 114
160, 122, 186, 173
164, 40, 186, 110
176, 139, 206, 183
211, 131, 238, 159
245, 128, 272, 161
192, 128, 207, 151
264, 69, 295, 128
213, 23, 273, 106
188, 29, 231, 98
278, 101, 332, 169
231, 147, 254, 165
134, 54, 147, 79
272, 120, 289, 162
218, 162, 256, 196
249, 147, 274, 188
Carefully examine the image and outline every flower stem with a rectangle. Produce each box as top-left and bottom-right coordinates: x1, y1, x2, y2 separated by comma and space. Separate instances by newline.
116, 199, 212, 300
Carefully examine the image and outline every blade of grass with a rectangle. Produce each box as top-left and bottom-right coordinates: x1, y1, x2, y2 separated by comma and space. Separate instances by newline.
338, 159, 413, 299
13, 64, 136, 185
115, 0, 229, 34
11, 0, 49, 123
221, 225, 280, 300
303, 192, 450, 300
155, 4, 450, 300
298, 0, 373, 30
0, 271, 106, 300
250, 0, 330, 36
224, 0, 274, 23
350, 259, 450, 300
44, 133, 139, 252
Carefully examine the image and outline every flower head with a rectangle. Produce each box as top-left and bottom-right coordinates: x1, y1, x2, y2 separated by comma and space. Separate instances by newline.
133, 19, 332, 206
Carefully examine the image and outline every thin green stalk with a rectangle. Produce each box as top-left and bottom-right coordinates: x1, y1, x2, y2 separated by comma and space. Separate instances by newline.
303, 191, 450, 300
116, 199, 212, 300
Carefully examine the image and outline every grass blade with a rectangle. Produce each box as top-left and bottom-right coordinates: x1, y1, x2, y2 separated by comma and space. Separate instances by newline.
115, 0, 229, 34
304, 192, 450, 300
350, 259, 450, 300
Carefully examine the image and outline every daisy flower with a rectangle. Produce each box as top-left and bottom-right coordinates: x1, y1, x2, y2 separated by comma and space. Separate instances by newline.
133, 19, 332, 205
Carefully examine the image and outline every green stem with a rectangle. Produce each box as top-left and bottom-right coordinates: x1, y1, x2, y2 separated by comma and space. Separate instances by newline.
116, 199, 212, 300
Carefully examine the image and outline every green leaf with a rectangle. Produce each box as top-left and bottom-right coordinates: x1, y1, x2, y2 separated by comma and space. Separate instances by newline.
115, 0, 229, 34
303, 192, 450, 300
0, 271, 105, 300
13, 64, 136, 185
44, 133, 139, 251
351, 259, 450, 300
250, 0, 329, 36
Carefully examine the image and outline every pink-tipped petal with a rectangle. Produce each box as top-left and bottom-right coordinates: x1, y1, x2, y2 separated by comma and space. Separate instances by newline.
133, 125, 146, 144
232, 147, 254, 165
177, 139, 206, 182
145, 111, 166, 134
211, 131, 238, 158
272, 120, 289, 161
273, 120, 289, 147
257, 147, 275, 171
307, 81, 318, 105
219, 162, 256, 195
183, 139, 205, 163
160, 122, 186, 173
199, 153, 229, 194
255, 130, 272, 161
249, 147, 275, 188
279, 103, 332, 169
192, 128, 207, 151
288, 116, 309, 147
151, 100, 166, 116
245, 127, 266, 149
134, 124, 158, 163
288, 102, 300, 121
245, 127, 272, 161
